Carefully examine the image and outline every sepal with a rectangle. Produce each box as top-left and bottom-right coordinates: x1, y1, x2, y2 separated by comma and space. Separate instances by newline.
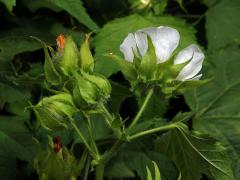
106, 53, 137, 81
60, 36, 80, 76
138, 37, 157, 82
80, 34, 94, 72
175, 78, 211, 94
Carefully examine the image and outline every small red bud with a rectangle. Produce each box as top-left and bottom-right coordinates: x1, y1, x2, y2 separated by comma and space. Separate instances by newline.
56, 34, 66, 51
53, 136, 62, 153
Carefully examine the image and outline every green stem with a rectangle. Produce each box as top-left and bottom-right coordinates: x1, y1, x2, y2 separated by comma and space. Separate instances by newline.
128, 88, 154, 130
85, 115, 100, 156
95, 163, 105, 180
83, 156, 91, 180
101, 139, 122, 163
100, 103, 113, 127
69, 118, 97, 159
100, 103, 122, 137
129, 123, 176, 141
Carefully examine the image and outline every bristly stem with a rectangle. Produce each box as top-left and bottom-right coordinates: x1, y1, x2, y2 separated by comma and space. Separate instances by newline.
101, 139, 122, 163
128, 88, 154, 130
85, 114, 100, 156
100, 102, 113, 127
95, 163, 105, 180
69, 118, 98, 159
129, 123, 176, 141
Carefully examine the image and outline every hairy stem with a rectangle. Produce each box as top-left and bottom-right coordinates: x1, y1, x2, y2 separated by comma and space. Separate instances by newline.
85, 115, 100, 156
128, 88, 154, 130
100, 103, 113, 127
101, 139, 122, 163
83, 156, 91, 180
95, 163, 105, 180
70, 118, 98, 159
129, 123, 176, 141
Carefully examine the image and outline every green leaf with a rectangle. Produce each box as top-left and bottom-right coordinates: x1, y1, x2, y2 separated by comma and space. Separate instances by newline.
0, 116, 36, 179
5, 100, 30, 118
152, 161, 161, 180
107, 141, 178, 180
125, 150, 177, 179
184, 46, 240, 178
105, 161, 135, 179
0, 36, 40, 62
0, 0, 16, 12
153, 162, 161, 180
94, 14, 196, 77
22, 0, 99, 30
0, 20, 82, 62
22, 0, 61, 12
0, 83, 30, 104
49, 0, 99, 30
8, 63, 45, 85
206, 0, 240, 51
156, 122, 234, 180
152, 0, 168, 15
193, 119, 240, 178
146, 165, 153, 180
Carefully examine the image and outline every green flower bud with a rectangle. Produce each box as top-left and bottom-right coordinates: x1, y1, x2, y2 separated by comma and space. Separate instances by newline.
80, 34, 94, 72
34, 137, 78, 180
33, 93, 76, 131
73, 71, 111, 107
60, 36, 79, 76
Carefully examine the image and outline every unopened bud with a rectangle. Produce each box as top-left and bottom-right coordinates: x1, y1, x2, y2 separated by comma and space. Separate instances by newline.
60, 36, 80, 76
34, 137, 78, 179
73, 71, 111, 107
33, 93, 76, 131
56, 34, 66, 51
80, 34, 94, 72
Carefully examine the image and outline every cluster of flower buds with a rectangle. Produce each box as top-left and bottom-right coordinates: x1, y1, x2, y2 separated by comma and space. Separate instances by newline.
33, 33, 112, 130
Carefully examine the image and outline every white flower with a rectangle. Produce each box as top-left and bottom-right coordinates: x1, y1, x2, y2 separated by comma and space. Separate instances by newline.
120, 26, 205, 81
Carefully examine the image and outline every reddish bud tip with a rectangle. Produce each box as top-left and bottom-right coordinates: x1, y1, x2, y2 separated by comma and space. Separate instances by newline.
53, 136, 62, 153
56, 34, 65, 51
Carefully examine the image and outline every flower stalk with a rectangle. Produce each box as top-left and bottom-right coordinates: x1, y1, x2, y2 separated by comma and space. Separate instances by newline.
129, 123, 176, 141
99, 102, 113, 127
128, 88, 154, 130
69, 118, 99, 159
95, 163, 105, 180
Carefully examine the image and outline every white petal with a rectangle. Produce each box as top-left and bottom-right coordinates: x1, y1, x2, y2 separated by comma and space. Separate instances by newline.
120, 33, 137, 62
174, 44, 202, 64
176, 47, 205, 80
134, 31, 148, 57
140, 26, 180, 63
188, 74, 202, 80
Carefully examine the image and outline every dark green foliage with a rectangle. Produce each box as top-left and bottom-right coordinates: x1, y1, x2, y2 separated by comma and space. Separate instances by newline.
0, 0, 239, 179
